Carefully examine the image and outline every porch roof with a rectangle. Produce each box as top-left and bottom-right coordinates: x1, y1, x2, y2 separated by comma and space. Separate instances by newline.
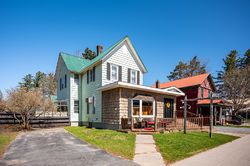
97, 82, 185, 96
197, 99, 232, 106
132, 95, 155, 101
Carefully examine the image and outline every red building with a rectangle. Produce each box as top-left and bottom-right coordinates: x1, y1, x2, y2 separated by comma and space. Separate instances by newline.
154, 73, 230, 123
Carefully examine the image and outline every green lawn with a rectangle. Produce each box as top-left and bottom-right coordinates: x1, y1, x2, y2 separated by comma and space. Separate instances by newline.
65, 126, 136, 159
154, 131, 238, 163
0, 132, 17, 158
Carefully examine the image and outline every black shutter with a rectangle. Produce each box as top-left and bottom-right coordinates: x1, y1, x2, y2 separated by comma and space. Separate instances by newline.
65, 75, 67, 88
137, 71, 140, 85
87, 70, 89, 84
128, 68, 131, 83
93, 66, 95, 82
92, 96, 95, 114
118, 66, 122, 82
107, 63, 110, 80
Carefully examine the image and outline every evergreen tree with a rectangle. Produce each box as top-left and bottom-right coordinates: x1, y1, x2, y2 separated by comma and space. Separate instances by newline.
19, 74, 34, 90
33, 71, 45, 88
167, 56, 206, 81
82, 48, 97, 60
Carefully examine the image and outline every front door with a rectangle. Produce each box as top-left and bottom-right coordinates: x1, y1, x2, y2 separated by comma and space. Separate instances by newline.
164, 98, 174, 118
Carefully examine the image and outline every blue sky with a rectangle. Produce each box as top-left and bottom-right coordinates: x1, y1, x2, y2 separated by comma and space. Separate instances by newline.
0, 0, 250, 93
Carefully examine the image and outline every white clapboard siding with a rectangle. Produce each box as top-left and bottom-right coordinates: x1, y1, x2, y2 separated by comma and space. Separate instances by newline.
102, 42, 144, 86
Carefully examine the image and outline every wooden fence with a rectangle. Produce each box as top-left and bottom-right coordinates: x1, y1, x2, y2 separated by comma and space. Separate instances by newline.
0, 112, 70, 128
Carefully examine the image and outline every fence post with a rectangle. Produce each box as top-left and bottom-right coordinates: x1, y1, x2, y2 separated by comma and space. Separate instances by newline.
201, 116, 203, 130
131, 117, 134, 131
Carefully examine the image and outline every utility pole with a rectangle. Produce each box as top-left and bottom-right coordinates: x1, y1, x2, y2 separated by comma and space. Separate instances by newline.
209, 92, 213, 138
184, 96, 187, 134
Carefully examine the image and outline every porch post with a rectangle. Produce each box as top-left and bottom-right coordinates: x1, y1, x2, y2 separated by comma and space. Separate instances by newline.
209, 92, 213, 138
214, 106, 217, 126
184, 96, 187, 134
219, 107, 222, 125
154, 101, 157, 131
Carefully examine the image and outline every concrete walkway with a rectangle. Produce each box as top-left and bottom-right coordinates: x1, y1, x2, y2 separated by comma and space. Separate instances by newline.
133, 134, 165, 166
171, 134, 250, 166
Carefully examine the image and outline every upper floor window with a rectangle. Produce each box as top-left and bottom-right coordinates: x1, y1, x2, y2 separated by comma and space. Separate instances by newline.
111, 64, 119, 81
74, 100, 79, 113
74, 74, 79, 84
201, 87, 204, 98
130, 70, 137, 84
87, 66, 95, 84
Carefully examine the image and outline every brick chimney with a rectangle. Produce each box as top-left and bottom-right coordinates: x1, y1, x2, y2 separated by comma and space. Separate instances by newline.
156, 80, 160, 88
96, 45, 103, 56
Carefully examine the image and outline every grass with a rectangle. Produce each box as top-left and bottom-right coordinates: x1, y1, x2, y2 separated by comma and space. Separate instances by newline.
0, 132, 17, 158
154, 131, 238, 163
65, 126, 136, 159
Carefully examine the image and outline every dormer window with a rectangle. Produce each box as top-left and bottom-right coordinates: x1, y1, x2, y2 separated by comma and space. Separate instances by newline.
130, 70, 137, 84
111, 64, 119, 81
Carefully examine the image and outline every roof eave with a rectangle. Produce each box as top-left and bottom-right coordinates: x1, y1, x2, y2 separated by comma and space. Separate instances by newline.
97, 82, 185, 97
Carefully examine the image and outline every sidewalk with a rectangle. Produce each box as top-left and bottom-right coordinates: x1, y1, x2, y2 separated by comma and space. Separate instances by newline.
133, 134, 165, 166
171, 134, 250, 166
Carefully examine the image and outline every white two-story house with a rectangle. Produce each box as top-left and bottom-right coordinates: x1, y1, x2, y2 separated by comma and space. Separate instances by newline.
55, 36, 184, 129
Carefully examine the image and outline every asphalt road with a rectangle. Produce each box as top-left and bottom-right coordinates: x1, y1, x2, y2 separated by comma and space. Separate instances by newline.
0, 128, 138, 166
214, 126, 250, 135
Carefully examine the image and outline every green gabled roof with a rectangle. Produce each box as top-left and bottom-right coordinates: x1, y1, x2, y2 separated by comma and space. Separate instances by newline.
60, 36, 127, 73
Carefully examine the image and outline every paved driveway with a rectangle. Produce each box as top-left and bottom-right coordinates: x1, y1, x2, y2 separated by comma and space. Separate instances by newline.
0, 128, 138, 166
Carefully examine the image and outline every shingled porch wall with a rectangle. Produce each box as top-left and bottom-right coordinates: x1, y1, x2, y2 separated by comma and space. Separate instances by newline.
102, 88, 176, 129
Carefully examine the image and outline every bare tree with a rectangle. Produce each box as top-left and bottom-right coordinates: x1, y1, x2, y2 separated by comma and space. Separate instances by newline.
222, 66, 250, 114
0, 90, 3, 102
1, 88, 55, 129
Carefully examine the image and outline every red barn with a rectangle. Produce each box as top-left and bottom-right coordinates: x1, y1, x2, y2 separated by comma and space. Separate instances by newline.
153, 73, 231, 124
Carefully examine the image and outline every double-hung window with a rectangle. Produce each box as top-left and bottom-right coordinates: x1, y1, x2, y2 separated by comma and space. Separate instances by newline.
74, 100, 79, 113
111, 64, 119, 81
130, 70, 137, 84
74, 74, 79, 85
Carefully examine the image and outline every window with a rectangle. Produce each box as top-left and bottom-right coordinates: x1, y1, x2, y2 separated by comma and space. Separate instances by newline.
142, 101, 153, 116
74, 74, 79, 84
130, 70, 137, 84
201, 87, 204, 98
92, 67, 95, 82
65, 75, 67, 88
133, 100, 140, 116
57, 101, 68, 112
132, 99, 154, 117
111, 64, 118, 81
90, 69, 93, 82
74, 100, 79, 113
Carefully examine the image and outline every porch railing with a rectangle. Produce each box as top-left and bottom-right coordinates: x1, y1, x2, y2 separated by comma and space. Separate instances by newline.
121, 116, 210, 131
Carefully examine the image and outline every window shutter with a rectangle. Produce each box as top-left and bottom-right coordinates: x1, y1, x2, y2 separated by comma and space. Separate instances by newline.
92, 96, 95, 114
65, 75, 67, 88
87, 70, 89, 84
137, 71, 140, 85
107, 63, 110, 80
93, 66, 95, 82
128, 68, 131, 83
118, 66, 122, 82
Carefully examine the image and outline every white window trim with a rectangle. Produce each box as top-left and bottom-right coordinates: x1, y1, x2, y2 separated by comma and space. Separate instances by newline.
131, 99, 155, 118
110, 64, 119, 82
130, 69, 137, 84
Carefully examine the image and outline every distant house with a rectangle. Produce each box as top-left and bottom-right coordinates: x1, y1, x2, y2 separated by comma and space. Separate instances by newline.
153, 73, 231, 124
55, 36, 184, 129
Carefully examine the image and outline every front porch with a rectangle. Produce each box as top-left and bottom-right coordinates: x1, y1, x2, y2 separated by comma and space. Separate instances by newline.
121, 116, 210, 132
